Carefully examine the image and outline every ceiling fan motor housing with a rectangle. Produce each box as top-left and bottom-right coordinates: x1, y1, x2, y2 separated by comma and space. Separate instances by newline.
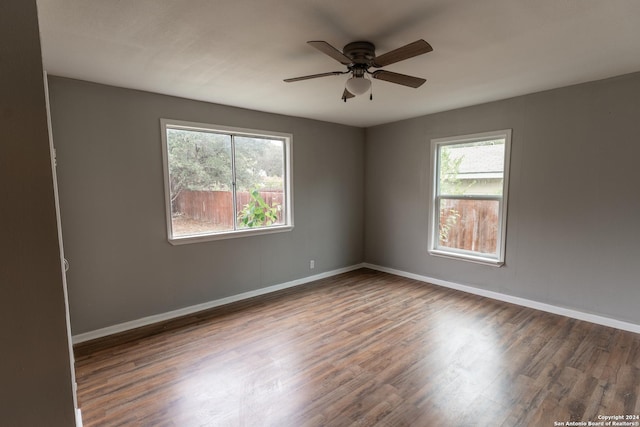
343, 42, 376, 66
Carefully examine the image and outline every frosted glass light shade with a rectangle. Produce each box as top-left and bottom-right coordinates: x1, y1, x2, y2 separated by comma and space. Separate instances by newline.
345, 77, 371, 95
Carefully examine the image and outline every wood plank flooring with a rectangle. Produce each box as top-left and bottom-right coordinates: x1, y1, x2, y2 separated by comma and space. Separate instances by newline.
74, 269, 640, 426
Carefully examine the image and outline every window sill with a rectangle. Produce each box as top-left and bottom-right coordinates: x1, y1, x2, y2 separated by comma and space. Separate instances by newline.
168, 225, 294, 245
428, 249, 504, 267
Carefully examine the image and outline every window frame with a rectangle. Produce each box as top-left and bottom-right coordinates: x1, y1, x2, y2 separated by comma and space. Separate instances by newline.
428, 129, 512, 266
160, 118, 293, 245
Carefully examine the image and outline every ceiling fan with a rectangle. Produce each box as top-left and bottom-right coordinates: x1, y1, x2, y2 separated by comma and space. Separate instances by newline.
284, 39, 433, 101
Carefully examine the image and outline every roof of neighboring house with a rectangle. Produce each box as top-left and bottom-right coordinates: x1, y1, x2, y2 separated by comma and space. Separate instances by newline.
448, 144, 505, 180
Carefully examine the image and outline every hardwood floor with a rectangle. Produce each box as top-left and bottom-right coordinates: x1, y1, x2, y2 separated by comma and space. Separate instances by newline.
74, 269, 640, 426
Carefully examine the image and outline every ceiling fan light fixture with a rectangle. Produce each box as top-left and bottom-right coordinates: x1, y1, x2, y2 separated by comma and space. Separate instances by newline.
345, 76, 371, 96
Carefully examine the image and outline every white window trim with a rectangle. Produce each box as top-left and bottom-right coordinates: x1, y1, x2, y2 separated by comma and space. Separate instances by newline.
160, 119, 294, 245
428, 129, 512, 266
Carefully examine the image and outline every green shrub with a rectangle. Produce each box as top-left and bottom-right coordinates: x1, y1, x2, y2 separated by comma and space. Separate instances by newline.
237, 189, 279, 228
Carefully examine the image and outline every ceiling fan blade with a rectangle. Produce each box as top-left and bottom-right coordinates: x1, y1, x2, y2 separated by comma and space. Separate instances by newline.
373, 39, 433, 68
372, 70, 426, 88
342, 88, 355, 101
284, 71, 345, 83
308, 41, 353, 65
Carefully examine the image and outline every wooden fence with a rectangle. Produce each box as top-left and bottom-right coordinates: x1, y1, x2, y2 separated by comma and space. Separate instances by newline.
439, 199, 499, 254
174, 190, 284, 227
175, 191, 497, 252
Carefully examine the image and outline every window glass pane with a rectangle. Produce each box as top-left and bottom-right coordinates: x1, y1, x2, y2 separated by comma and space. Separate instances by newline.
234, 136, 285, 229
439, 139, 505, 196
438, 198, 500, 255
166, 128, 234, 236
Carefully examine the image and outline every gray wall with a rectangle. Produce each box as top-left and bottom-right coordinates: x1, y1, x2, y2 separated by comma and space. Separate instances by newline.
49, 70, 640, 336
0, 1, 77, 425
48, 77, 365, 335
365, 71, 640, 325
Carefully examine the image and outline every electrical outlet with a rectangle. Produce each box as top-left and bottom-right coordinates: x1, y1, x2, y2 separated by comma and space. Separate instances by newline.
310, 260, 315, 269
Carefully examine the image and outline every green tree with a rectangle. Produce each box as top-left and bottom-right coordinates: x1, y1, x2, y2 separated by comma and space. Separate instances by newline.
234, 137, 284, 191
167, 129, 232, 204
438, 147, 466, 243
167, 129, 285, 219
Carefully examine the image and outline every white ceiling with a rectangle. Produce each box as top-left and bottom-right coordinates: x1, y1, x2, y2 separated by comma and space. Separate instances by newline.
36, 0, 640, 128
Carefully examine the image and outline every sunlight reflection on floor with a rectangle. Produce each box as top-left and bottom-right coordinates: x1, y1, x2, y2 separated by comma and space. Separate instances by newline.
422, 307, 506, 418
174, 337, 305, 426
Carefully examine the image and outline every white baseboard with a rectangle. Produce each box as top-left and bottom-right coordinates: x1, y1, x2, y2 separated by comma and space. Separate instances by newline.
363, 263, 640, 335
72, 263, 365, 344
73, 261, 640, 344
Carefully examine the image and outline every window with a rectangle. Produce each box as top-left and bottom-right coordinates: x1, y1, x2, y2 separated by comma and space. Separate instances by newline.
429, 129, 512, 266
161, 119, 293, 244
